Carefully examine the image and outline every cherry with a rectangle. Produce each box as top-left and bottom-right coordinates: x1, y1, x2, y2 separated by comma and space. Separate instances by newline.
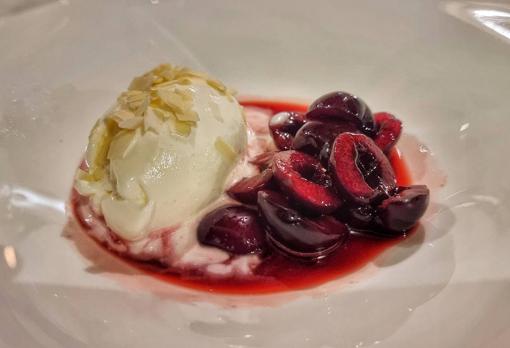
337, 204, 377, 231
197, 205, 267, 254
227, 169, 273, 204
257, 190, 349, 260
306, 91, 376, 135
269, 111, 307, 150
249, 151, 275, 169
330, 132, 396, 204
292, 121, 358, 165
272, 150, 340, 214
373, 112, 402, 153
376, 185, 429, 234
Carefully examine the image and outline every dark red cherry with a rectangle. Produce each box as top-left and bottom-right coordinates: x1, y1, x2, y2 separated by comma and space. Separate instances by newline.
337, 204, 377, 231
197, 205, 267, 254
249, 151, 275, 169
373, 112, 402, 153
376, 185, 429, 234
330, 132, 396, 204
257, 190, 349, 260
292, 121, 358, 165
272, 150, 340, 214
269, 111, 306, 150
227, 169, 273, 204
306, 91, 376, 135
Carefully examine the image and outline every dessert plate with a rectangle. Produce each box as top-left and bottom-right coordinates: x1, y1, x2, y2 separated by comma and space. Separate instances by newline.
1, 0, 510, 347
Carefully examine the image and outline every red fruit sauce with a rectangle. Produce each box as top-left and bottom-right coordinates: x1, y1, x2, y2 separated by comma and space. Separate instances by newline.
72, 100, 413, 295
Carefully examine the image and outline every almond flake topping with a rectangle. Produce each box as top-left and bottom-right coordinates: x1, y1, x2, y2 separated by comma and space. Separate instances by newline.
214, 137, 238, 163
79, 63, 238, 190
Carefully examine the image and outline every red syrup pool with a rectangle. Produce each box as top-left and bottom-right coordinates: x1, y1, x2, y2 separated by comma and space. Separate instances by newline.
72, 99, 414, 295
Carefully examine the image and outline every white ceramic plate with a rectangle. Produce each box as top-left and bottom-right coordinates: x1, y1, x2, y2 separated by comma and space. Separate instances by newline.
1, 1, 510, 347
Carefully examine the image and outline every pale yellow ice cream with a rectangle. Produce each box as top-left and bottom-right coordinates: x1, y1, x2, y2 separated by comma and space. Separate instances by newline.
75, 64, 247, 241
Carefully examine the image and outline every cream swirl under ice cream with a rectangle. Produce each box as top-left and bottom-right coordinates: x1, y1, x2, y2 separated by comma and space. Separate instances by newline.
74, 64, 247, 242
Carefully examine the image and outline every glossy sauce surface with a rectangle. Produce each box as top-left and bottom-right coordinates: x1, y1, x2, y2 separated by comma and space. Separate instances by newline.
73, 100, 414, 295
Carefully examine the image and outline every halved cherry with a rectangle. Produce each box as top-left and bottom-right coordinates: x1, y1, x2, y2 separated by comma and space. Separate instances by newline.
227, 169, 273, 204
258, 190, 349, 260
376, 185, 429, 234
306, 91, 376, 135
292, 121, 358, 165
272, 150, 340, 214
269, 111, 307, 150
197, 205, 267, 254
373, 112, 402, 153
330, 132, 396, 204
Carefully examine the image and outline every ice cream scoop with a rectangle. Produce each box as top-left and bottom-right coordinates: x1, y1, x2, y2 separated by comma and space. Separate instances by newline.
75, 64, 247, 241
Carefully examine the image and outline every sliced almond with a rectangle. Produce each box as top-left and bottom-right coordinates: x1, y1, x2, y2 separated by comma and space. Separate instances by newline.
118, 116, 143, 129
86, 119, 119, 180
144, 107, 165, 134
174, 121, 193, 137
214, 137, 238, 163
108, 109, 135, 123
157, 88, 198, 122
118, 90, 150, 116
157, 89, 186, 113
128, 72, 154, 91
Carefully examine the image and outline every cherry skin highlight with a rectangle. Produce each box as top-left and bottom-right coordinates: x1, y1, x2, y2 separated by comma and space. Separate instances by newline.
376, 185, 430, 234
227, 169, 274, 204
373, 112, 402, 153
197, 205, 267, 255
258, 190, 349, 260
269, 111, 307, 150
306, 91, 376, 136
